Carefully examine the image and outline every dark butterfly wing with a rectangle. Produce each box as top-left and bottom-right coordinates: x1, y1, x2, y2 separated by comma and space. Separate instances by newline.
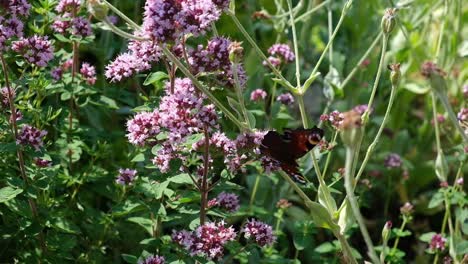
283, 126, 324, 159
260, 127, 324, 183
280, 160, 306, 183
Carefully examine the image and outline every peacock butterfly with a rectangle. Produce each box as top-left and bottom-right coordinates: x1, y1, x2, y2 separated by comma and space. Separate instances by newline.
260, 126, 324, 183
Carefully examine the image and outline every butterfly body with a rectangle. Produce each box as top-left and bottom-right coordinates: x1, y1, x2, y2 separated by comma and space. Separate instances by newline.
260, 127, 324, 183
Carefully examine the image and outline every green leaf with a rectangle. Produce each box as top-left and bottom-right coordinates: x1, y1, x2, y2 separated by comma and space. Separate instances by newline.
393, 229, 412, 237
428, 191, 444, 209
305, 201, 339, 232
143, 71, 169, 86
419, 232, 436, 243
227, 96, 242, 119
315, 242, 336, 253
293, 221, 315, 250
403, 83, 430, 94
0, 187, 23, 203
127, 217, 154, 236
302, 72, 321, 93
317, 184, 337, 213
247, 111, 256, 128
99, 95, 119, 109
338, 199, 354, 233
455, 240, 468, 255
0, 143, 17, 154
168, 174, 193, 184
323, 67, 343, 100
131, 153, 145, 162
121, 254, 138, 264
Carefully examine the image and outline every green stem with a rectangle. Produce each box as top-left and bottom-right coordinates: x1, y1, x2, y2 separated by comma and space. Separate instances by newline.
311, 150, 335, 212
297, 95, 309, 128
431, 92, 442, 151
102, 0, 141, 31
340, 32, 383, 90
335, 231, 359, 264
344, 147, 381, 264
304, 0, 352, 91
293, 0, 329, 24
103, 18, 147, 41
354, 84, 398, 183
249, 175, 261, 208
227, 11, 295, 91
287, 0, 301, 87
362, 34, 389, 125
322, 131, 338, 179
390, 218, 407, 254
161, 47, 248, 131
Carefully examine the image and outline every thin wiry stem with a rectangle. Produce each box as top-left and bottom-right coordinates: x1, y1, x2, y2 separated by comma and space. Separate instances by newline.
286, 0, 301, 87
293, 0, 329, 24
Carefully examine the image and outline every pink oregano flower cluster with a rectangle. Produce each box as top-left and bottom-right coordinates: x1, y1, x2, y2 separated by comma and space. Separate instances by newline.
126, 78, 266, 173
263, 43, 295, 68
208, 192, 240, 212
189, 36, 247, 87
172, 221, 236, 260
0, 0, 30, 50
106, 0, 231, 83
17, 125, 48, 151
12, 35, 54, 67
172, 219, 275, 260
52, 0, 93, 38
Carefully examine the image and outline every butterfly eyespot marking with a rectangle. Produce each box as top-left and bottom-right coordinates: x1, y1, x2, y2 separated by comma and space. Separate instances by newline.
308, 133, 321, 145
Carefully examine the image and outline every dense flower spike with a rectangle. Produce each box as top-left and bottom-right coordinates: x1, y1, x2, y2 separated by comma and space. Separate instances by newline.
250, 89, 267, 101
105, 53, 143, 82
152, 143, 177, 173
80, 62, 97, 85
17, 125, 48, 151
267, 44, 295, 62
6, 0, 31, 17
384, 153, 402, 168
429, 234, 446, 251
216, 192, 240, 212
116, 168, 137, 185
51, 67, 63, 81
12, 35, 54, 67
52, 15, 71, 34
263, 43, 295, 67
243, 219, 275, 247
56, 0, 81, 13
143, 0, 180, 42
276, 93, 294, 105
172, 221, 236, 260
158, 78, 218, 142
128, 37, 161, 70
138, 255, 165, 264
126, 111, 160, 146
179, 0, 220, 36
0, 17, 25, 50
72, 17, 92, 37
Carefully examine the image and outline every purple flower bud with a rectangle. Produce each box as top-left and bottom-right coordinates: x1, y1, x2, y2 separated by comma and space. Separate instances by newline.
105, 53, 144, 82
384, 153, 402, 169
250, 89, 267, 102
243, 219, 276, 247
400, 202, 414, 216
56, 0, 81, 13
72, 16, 92, 37
12, 35, 54, 67
267, 44, 295, 62
116, 168, 137, 185
34, 157, 52, 167
276, 199, 292, 209
138, 255, 165, 264
51, 67, 63, 81
17, 125, 48, 151
429, 234, 447, 251
216, 192, 240, 212
276, 93, 294, 105
80, 62, 97, 85
126, 111, 160, 146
